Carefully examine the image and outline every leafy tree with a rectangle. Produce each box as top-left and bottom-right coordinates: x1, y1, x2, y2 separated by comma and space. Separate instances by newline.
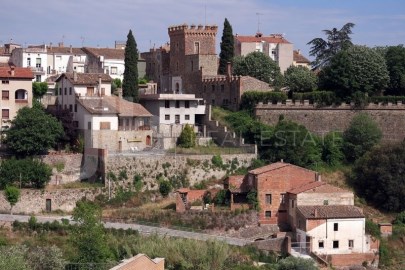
111, 78, 122, 94
211, 154, 223, 168
246, 189, 259, 210
0, 246, 29, 270
4, 186, 20, 214
262, 119, 321, 168
159, 180, 172, 197
307, 22, 355, 69
351, 142, 405, 212
343, 113, 382, 162
393, 211, 405, 225
218, 18, 234, 75
122, 29, 139, 102
177, 124, 196, 148
26, 246, 65, 270
32, 82, 48, 99
71, 201, 113, 264
319, 45, 389, 98
46, 107, 78, 148
6, 107, 64, 157
233, 51, 281, 86
284, 66, 318, 93
277, 256, 318, 270
384, 45, 405, 95
321, 131, 344, 166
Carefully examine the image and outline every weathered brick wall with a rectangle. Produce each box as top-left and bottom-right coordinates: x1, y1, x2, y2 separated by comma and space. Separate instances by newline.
326, 252, 378, 267
41, 153, 82, 184
249, 236, 290, 253
256, 102, 405, 142
106, 153, 257, 190
0, 188, 102, 214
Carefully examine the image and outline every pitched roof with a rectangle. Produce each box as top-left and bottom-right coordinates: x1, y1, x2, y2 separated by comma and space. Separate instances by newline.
248, 162, 316, 175
226, 175, 248, 193
56, 72, 112, 85
297, 205, 364, 219
235, 34, 291, 44
288, 181, 325, 194
47, 47, 85, 55
76, 97, 119, 115
83, 47, 124, 60
103, 96, 152, 117
293, 50, 310, 64
0, 66, 34, 79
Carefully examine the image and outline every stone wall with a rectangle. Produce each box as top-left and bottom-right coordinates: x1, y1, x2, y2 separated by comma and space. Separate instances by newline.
106, 153, 257, 190
255, 101, 405, 142
0, 188, 102, 214
41, 153, 82, 185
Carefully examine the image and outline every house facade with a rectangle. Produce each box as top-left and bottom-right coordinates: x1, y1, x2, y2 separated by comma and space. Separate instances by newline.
47, 44, 86, 75
110, 253, 165, 270
0, 65, 33, 130
234, 33, 294, 73
10, 45, 48, 82
292, 50, 311, 69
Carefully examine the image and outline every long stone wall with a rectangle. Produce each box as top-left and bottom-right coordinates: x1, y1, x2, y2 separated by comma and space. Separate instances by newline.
106, 153, 257, 190
255, 101, 405, 142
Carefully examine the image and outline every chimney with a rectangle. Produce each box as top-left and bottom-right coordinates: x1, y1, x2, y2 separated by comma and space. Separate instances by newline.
50, 42, 53, 49
69, 45, 72, 53
297, 49, 301, 55
73, 71, 77, 82
98, 75, 102, 96
226, 62, 231, 80
58, 42, 64, 48
314, 208, 318, 218
10, 66, 15, 76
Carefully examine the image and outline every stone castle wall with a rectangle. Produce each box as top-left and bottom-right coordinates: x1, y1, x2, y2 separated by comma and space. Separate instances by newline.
255, 101, 405, 142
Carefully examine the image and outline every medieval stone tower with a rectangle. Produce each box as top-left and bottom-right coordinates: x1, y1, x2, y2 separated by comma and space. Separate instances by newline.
167, 24, 218, 93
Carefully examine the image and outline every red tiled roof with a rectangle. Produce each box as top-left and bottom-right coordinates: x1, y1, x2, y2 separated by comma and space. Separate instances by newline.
103, 96, 152, 117
288, 181, 325, 194
249, 162, 316, 175
293, 50, 310, 64
56, 72, 112, 85
48, 47, 85, 55
76, 97, 119, 115
83, 47, 124, 60
226, 175, 247, 193
298, 205, 364, 219
0, 66, 34, 79
235, 35, 291, 44
186, 190, 206, 201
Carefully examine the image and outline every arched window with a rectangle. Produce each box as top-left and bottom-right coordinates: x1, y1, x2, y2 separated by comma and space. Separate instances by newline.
15, 89, 28, 103
175, 83, 180, 94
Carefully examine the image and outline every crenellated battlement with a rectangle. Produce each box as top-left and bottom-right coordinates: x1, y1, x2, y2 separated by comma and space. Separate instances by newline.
255, 99, 405, 110
168, 24, 218, 36
202, 75, 242, 83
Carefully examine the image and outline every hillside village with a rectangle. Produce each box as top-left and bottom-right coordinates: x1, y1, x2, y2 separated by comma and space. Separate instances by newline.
0, 16, 404, 270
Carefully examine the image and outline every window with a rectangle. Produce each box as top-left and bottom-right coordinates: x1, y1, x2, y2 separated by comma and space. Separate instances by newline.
2, 91, 9, 100
1, 80, 9, 84
191, 60, 194, 71
64, 88, 67, 95
74, 104, 77, 112
27, 58, 31, 66
100, 122, 111, 130
265, 194, 272, 204
291, 199, 295, 208
2, 109, 9, 119
185, 100, 190, 108
165, 100, 170, 108
69, 87, 72, 95
175, 100, 180, 108
333, 241, 339, 249
194, 42, 200, 54
211, 85, 215, 92
36, 58, 41, 68
220, 85, 224, 92
111, 67, 117, 75
165, 114, 170, 120
35, 75, 41, 82
281, 193, 286, 204
334, 223, 338, 231
176, 62, 179, 71
324, 200, 329, 205
175, 114, 180, 124
59, 88, 62, 95
73, 121, 78, 128
69, 105, 73, 112
87, 87, 94, 96
212, 99, 215, 105
348, 240, 354, 249
87, 122, 92, 130
265, 211, 272, 218
185, 115, 190, 120
318, 241, 324, 249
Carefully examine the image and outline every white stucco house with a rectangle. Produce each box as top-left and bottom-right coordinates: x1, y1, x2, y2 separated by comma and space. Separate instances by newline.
47, 44, 87, 75
10, 45, 48, 82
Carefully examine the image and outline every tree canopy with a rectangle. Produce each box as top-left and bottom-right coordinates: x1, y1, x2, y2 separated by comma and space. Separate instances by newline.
384, 45, 405, 95
177, 124, 196, 148
284, 66, 318, 93
32, 82, 48, 99
233, 51, 281, 86
307, 22, 355, 69
6, 107, 64, 157
343, 113, 382, 162
218, 18, 234, 75
351, 142, 405, 212
122, 29, 139, 102
319, 45, 390, 98
4, 186, 20, 213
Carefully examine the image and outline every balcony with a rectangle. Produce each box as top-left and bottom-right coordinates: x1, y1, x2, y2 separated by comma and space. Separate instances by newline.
118, 125, 150, 131
15, 99, 28, 104
30, 66, 45, 74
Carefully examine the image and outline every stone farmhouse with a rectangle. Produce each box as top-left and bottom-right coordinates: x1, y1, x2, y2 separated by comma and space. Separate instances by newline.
293, 50, 311, 69
0, 64, 33, 130
55, 72, 153, 152
110, 253, 165, 270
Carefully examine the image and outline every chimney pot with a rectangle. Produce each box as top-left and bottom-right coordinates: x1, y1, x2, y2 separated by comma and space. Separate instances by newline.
314, 208, 318, 218
10, 66, 15, 76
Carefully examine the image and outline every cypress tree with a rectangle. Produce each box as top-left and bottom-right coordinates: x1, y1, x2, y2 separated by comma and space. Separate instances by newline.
218, 18, 234, 75
123, 29, 139, 102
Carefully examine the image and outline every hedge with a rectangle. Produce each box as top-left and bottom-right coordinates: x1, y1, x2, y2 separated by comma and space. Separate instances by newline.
240, 91, 287, 111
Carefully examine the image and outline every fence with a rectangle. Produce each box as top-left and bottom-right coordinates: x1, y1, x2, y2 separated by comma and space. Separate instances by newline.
290, 241, 311, 255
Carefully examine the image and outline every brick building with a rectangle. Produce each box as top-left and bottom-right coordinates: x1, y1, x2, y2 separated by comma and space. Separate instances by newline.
110, 253, 164, 270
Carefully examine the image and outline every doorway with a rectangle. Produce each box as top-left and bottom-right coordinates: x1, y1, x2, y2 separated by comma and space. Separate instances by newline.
46, 199, 52, 212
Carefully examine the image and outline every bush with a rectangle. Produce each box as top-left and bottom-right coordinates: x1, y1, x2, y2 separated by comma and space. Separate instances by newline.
177, 124, 196, 148
292, 91, 337, 106
365, 219, 381, 238
394, 211, 405, 225
240, 91, 287, 112
246, 190, 259, 210
211, 154, 223, 169
159, 180, 172, 197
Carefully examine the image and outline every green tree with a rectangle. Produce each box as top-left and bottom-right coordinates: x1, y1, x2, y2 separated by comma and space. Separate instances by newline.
284, 66, 318, 93
343, 113, 382, 162
277, 256, 318, 270
351, 142, 405, 212
307, 22, 355, 69
321, 131, 344, 166
122, 29, 139, 102
384, 45, 405, 95
319, 45, 389, 98
6, 107, 64, 157
159, 180, 172, 197
32, 82, 48, 99
218, 18, 234, 75
233, 51, 281, 86
177, 124, 196, 148
111, 78, 122, 94
4, 186, 20, 214
0, 246, 29, 270
70, 201, 113, 264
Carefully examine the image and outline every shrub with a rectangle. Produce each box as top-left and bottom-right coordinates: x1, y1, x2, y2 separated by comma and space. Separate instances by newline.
246, 190, 259, 210
211, 154, 223, 169
118, 169, 128, 181
159, 180, 172, 197
240, 91, 287, 112
292, 91, 337, 106
365, 219, 381, 238
177, 124, 196, 148
393, 211, 405, 225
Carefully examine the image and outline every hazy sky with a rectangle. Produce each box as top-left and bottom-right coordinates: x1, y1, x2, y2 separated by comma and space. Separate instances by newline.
1, 0, 404, 59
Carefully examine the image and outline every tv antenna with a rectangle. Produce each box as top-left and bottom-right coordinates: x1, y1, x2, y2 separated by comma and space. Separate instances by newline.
256, 12, 263, 33
80, 36, 85, 46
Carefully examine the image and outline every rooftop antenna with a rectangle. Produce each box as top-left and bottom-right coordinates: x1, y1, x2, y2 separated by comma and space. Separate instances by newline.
80, 36, 85, 46
256, 12, 263, 33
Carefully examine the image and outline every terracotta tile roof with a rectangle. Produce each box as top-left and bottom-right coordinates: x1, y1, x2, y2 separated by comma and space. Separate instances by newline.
235, 34, 291, 44
186, 190, 206, 201
249, 162, 316, 175
47, 47, 85, 55
0, 66, 34, 79
226, 175, 249, 193
302, 183, 352, 194
293, 50, 310, 64
76, 97, 119, 115
298, 205, 364, 219
83, 47, 124, 60
288, 181, 325, 194
56, 72, 112, 85
103, 96, 152, 117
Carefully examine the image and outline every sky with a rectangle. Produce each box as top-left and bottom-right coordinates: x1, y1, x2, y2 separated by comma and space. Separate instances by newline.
1, 0, 404, 60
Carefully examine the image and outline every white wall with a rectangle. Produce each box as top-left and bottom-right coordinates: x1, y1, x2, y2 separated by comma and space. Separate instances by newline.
103, 59, 124, 80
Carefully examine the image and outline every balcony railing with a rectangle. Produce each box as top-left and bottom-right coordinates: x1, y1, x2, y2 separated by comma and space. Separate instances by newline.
30, 66, 45, 73
15, 99, 28, 104
118, 125, 150, 131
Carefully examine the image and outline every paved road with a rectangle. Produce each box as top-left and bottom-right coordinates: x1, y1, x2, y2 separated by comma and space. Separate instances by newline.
0, 214, 252, 247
